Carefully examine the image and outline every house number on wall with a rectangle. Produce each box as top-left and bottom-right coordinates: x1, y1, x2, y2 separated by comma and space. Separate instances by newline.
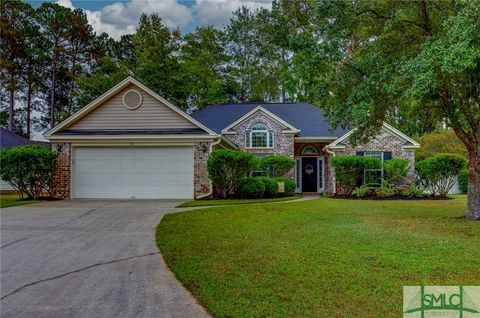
305, 165, 314, 175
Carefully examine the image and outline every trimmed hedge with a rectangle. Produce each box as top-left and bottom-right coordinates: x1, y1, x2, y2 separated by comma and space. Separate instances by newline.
383, 159, 408, 186
416, 153, 466, 197
256, 176, 278, 198
240, 177, 265, 199
207, 150, 258, 198
273, 177, 295, 197
259, 156, 295, 177
331, 156, 381, 195
0, 145, 57, 199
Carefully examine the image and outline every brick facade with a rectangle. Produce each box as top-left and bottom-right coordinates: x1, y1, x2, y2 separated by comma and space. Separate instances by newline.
194, 141, 211, 198
51, 142, 71, 199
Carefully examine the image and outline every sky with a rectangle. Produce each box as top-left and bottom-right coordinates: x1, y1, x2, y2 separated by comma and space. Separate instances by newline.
27, 0, 272, 39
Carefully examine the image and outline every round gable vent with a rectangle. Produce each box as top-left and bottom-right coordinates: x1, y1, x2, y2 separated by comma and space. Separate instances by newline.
122, 89, 143, 110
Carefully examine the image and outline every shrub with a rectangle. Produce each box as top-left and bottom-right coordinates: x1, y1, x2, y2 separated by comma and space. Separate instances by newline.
259, 156, 296, 177
207, 150, 258, 198
417, 130, 467, 161
273, 177, 295, 197
416, 153, 466, 197
331, 156, 381, 195
352, 185, 370, 198
383, 159, 408, 186
256, 176, 278, 198
375, 184, 395, 198
0, 145, 57, 199
458, 169, 468, 194
400, 184, 425, 198
240, 177, 265, 199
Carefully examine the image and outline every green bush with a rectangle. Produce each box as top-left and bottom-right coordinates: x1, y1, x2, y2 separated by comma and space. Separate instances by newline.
416, 153, 466, 197
207, 150, 259, 198
400, 184, 425, 198
273, 177, 295, 197
352, 185, 370, 198
458, 169, 468, 194
375, 185, 395, 198
256, 176, 278, 198
383, 159, 408, 186
240, 177, 265, 199
259, 156, 296, 177
331, 156, 381, 195
0, 145, 57, 199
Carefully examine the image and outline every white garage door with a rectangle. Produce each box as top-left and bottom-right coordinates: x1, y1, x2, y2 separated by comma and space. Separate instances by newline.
73, 146, 194, 199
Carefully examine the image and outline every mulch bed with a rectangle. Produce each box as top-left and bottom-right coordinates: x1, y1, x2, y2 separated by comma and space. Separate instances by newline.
330, 195, 453, 201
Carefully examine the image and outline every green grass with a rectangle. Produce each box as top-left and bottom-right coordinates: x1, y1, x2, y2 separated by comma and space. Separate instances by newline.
177, 194, 303, 207
0, 193, 47, 208
157, 195, 479, 318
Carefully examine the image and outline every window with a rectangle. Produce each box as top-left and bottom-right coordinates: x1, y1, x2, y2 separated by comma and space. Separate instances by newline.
358, 151, 392, 186
245, 123, 274, 148
302, 146, 318, 155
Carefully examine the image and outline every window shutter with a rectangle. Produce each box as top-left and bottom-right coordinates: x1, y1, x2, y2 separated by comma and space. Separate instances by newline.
356, 151, 364, 156
245, 132, 250, 147
383, 152, 392, 160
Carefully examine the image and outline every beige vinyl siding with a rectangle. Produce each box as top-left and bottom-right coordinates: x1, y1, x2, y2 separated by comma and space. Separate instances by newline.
70, 84, 197, 130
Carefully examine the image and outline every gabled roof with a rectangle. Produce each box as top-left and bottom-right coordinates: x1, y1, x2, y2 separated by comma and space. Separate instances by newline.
326, 122, 420, 149
45, 76, 217, 138
0, 128, 49, 149
221, 106, 300, 133
191, 103, 349, 137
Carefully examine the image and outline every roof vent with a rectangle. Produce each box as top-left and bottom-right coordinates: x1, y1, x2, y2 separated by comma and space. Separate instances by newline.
122, 89, 143, 110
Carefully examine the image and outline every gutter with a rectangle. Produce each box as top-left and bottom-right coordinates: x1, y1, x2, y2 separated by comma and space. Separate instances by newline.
195, 136, 223, 199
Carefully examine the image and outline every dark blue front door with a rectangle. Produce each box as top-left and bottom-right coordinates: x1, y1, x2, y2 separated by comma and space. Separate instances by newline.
302, 157, 317, 192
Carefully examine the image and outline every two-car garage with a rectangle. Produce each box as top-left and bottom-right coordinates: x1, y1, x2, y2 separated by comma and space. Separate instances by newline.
72, 146, 194, 199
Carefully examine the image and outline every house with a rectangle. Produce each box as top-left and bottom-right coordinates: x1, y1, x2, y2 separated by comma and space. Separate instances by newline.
0, 128, 49, 190
44, 76, 420, 199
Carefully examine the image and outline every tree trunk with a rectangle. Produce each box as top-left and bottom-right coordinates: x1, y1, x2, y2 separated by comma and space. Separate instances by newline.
466, 144, 480, 220
8, 88, 14, 131
26, 78, 32, 139
50, 60, 56, 128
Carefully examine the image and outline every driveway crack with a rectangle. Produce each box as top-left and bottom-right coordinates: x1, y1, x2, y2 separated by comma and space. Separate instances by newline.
0, 251, 160, 301
0, 236, 36, 249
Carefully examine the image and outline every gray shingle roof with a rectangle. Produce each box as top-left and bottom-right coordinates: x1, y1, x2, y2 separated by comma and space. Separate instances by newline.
0, 128, 49, 149
191, 103, 349, 137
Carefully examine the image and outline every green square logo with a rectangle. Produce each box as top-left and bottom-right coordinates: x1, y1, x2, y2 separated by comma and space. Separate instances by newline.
404, 286, 480, 318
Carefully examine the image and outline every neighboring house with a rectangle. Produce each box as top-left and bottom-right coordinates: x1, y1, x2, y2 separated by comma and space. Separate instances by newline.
44, 76, 420, 200
0, 128, 49, 190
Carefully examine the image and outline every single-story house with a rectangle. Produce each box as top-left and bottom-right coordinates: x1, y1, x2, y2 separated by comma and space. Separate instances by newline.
0, 128, 49, 190
44, 76, 420, 199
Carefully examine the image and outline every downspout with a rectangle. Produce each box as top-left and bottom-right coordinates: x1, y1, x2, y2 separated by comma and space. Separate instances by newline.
324, 145, 336, 194
195, 136, 222, 199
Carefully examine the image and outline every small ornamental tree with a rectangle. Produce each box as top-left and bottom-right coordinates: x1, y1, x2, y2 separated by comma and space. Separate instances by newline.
331, 156, 381, 195
383, 159, 409, 187
259, 156, 295, 177
207, 150, 258, 198
416, 153, 466, 197
0, 145, 57, 199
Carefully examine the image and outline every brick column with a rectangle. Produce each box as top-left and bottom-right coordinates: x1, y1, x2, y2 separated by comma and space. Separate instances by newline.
51, 142, 71, 199
194, 141, 211, 198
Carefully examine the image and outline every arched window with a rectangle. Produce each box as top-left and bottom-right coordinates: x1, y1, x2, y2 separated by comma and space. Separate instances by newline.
302, 146, 318, 155
245, 123, 273, 148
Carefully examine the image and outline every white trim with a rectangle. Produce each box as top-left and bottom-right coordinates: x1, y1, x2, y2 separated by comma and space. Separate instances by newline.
326, 122, 420, 149
44, 76, 217, 138
294, 137, 338, 142
295, 157, 302, 193
47, 134, 220, 142
317, 157, 325, 193
295, 156, 325, 193
221, 106, 300, 134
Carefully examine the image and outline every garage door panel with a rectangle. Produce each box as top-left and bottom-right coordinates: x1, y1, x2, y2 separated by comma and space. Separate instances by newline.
73, 147, 194, 199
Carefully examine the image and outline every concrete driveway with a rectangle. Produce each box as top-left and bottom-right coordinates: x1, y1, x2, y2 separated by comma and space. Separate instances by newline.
0, 199, 210, 318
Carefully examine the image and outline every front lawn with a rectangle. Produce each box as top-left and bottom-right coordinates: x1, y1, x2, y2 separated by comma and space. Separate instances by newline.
177, 194, 303, 207
157, 195, 479, 318
0, 193, 47, 208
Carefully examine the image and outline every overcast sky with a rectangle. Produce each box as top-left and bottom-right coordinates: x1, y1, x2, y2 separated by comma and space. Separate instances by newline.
27, 0, 272, 39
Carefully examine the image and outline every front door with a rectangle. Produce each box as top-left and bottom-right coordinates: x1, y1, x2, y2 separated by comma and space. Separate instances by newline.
301, 157, 318, 192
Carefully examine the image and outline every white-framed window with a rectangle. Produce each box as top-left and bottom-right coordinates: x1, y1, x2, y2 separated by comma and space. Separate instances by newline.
302, 146, 318, 155
363, 151, 384, 186
245, 123, 274, 148
295, 158, 301, 192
